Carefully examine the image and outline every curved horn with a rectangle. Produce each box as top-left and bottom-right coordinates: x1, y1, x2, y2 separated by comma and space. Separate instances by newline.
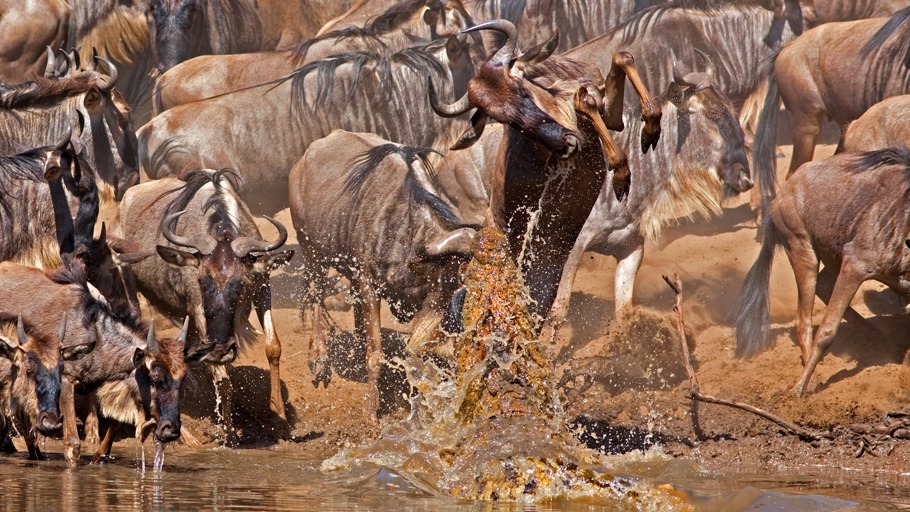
62, 49, 76, 75
71, 48, 82, 70
427, 77, 473, 118
16, 316, 26, 345
693, 48, 716, 78
85, 49, 98, 72
519, 29, 559, 64
463, 19, 517, 68
94, 56, 118, 91
425, 227, 476, 257
669, 49, 689, 86
57, 312, 67, 341
44, 47, 57, 78
146, 321, 157, 353
177, 316, 190, 344
230, 215, 289, 257
56, 122, 72, 150
160, 211, 217, 255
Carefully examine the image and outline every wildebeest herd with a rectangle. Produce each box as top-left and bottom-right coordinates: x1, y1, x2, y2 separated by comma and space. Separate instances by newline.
1, 0, 909, 471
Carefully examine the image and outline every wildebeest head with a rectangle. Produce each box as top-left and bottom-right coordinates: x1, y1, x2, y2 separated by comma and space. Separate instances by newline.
430, 20, 601, 159
0, 315, 93, 436
134, 318, 189, 443
667, 65, 753, 197
156, 171, 293, 364
42, 49, 140, 203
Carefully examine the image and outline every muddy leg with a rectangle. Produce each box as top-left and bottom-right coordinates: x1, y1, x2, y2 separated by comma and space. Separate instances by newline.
794, 265, 865, 397
574, 87, 630, 200
542, 222, 598, 347
614, 242, 644, 317
357, 279, 382, 423
308, 302, 331, 388
60, 377, 80, 465
255, 281, 286, 420
782, 239, 819, 365
91, 423, 117, 463
85, 393, 100, 447
602, 51, 662, 152
20, 416, 42, 461
211, 365, 238, 447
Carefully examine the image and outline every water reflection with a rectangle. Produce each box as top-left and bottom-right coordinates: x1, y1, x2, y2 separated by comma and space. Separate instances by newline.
1, 447, 908, 511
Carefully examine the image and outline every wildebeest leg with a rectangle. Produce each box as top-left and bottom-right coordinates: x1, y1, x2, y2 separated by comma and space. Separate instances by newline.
358, 279, 382, 423
574, 88, 630, 200
0, 416, 14, 453
601, 51, 662, 152
543, 221, 599, 344
19, 416, 41, 461
614, 243, 644, 316
61, 377, 80, 465
211, 365, 238, 447
91, 423, 117, 463
781, 237, 819, 365
308, 302, 331, 388
816, 265, 880, 333
786, 109, 824, 178
85, 393, 101, 447
794, 264, 865, 397
254, 281, 286, 421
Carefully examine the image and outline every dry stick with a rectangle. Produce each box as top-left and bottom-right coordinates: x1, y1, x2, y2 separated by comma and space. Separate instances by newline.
661, 273, 825, 442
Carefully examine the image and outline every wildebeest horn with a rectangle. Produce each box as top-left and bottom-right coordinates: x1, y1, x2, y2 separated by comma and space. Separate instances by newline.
518, 29, 559, 64
464, 19, 517, 68
147, 321, 157, 353
425, 227, 476, 257
231, 215, 289, 257
95, 56, 118, 92
427, 77, 473, 118
56, 122, 72, 150
57, 312, 67, 341
16, 316, 26, 346
177, 316, 190, 344
693, 48, 716, 79
669, 49, 688, 85
85, 49, 98, 72
160, 211, 217, 255
44, 47, 57, 78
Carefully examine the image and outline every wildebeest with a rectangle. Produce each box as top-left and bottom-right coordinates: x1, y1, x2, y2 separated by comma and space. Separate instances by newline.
734, 147, 910, 397
290, 131, 479, 408
258, 0, 360, 48
0, 50, 139, 223
146, 0, 261, 72
547, 70, 752, 325
803, 0, 909, 25
754, 6, 910, 192
840, 95, 910, 151
0, 316, 92, 459
152, 0, 477, 114
119, 169, 293, 444
139, 36, 477, 214
0, 0, 69, 83
0, 262, 168, 464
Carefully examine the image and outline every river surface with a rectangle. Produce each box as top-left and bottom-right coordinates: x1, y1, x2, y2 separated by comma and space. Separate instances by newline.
1, 445, 908, 511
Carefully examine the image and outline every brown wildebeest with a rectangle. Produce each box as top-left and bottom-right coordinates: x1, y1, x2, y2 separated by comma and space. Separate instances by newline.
0, 0, 69, 84
734, 147, 910, 397
802, 0, 908, 25
430, 19, 661, 324
119, 169, 293, 445
754, 6, 910, 193
152, 0, 478, 114
139, 36, 477, 214
840, 95, 910, 151
258, 0, 356, 49
0, 316, 92, 459
290, 131, 480, 412
146, 0, 262, 73
0, 262, 174, 465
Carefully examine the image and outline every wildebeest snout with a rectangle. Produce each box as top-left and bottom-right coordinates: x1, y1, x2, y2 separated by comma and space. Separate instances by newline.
727, 162, 753, 193
561, 132, 580, 159
37, 411, 62, 435
156, 418, 181, 442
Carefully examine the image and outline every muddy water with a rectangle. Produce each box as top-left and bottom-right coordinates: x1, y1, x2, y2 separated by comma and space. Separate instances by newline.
0, 446, 906, 511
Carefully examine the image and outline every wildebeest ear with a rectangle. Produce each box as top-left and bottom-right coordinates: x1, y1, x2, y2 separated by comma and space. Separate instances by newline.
253, 250, 295, 272
132, 347, 146, 368
114, 251, 155, 266
666, 81, 693, 109
62, 340, 96, 362
0, 334, 19, 361
451, 111, 489, 151
518, 29, 559, 65
157, 245, 200, 268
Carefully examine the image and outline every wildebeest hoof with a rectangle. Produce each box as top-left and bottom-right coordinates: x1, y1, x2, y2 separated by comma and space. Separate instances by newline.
90, 452, 114, 464
612, 172, 631, 201
309, 359, 332, 388
641, 119, 661, 153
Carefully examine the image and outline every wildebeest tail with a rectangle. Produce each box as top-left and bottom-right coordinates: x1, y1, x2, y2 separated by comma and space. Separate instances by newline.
752, 64, 780, 213
732, 213, 780, 358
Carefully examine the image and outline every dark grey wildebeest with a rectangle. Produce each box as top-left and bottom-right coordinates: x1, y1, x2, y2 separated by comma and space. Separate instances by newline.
0, 316, 92, 459
734, 147, 910, 397
0, 262, 174, 465
119, 169, 293, 445
139, 36, 477, 214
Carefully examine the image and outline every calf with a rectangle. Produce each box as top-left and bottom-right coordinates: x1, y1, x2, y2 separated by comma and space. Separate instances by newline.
840, 95, 910, 152
734, 147, 910, 396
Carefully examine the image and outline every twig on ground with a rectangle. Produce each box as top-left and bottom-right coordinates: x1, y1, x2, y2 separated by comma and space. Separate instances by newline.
662, 273, 825, 442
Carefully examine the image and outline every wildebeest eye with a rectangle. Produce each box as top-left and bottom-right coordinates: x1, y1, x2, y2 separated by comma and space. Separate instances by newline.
25, 365, 36, 377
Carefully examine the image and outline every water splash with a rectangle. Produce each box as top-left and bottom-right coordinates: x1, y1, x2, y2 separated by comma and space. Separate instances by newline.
153, 439, 165, 472
323, 228, 695, 508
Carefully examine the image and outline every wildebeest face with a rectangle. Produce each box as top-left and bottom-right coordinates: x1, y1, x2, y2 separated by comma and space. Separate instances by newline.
147, 0, 208, 72
134, 321, 188, 444
0, 319, 93, 436
668, 75, 753, 197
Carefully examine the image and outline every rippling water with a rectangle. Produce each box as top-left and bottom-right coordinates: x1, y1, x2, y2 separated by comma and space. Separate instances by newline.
1, 446, 908, 511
